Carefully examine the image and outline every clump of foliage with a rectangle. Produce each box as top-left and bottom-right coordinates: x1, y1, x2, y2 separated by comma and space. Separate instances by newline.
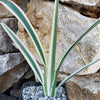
0, 0, 100, 97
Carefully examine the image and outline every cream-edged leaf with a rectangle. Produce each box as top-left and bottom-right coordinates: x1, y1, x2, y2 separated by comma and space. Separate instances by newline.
1, 23, 44, 84
0, 0, 47, 66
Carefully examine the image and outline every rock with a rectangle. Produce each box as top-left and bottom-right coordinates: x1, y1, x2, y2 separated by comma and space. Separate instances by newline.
0, 58, 30, 94
13, 0, 29, 12
58, 72, 100, 100
96, 1, 100, 6
0, 53, 24, 76
0, 94, 17, 100
10, 89, 21, 98
0, 18, 18, 54
9, 72, 35, 98
0, 0, 29, 18
23, 67, 35, 79
17, 0, 100, 75
59, 0, 100, 18
60, 0, 100, 6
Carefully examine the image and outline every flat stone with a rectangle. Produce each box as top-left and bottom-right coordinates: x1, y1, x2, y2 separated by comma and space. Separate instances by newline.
0, 58, 29, 94
0, 53, 24, 76
0, 18, 18, 54
17, 0, 100, 75
0, 94, 17, 100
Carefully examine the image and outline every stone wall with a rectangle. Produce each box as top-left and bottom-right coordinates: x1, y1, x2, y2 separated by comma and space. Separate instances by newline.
0, 0, 35, 100
0, 0, 100, 100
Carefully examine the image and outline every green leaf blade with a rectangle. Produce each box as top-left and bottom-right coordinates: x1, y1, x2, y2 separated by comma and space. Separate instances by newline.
55, 58, 100, 97
53, 18, 100, 90
1, 23, 44, 85
0, 0, 47, 66
47, 0, 59, 96
52, 18, 100, 97
57, 18, 100, 72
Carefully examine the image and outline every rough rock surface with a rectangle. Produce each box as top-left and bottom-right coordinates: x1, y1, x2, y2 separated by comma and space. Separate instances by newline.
17, 0, 100, 75
58, 71, 100, 100
0, 94, 17, 100
0, 0, 29, 18
59, 0, 100, 18
0, 57, 29, 94
0, 18, 18, 54
0, 53, 24, 76
0, 0, 100, 99
60, 0, 100, 6
0, 0, 32, 96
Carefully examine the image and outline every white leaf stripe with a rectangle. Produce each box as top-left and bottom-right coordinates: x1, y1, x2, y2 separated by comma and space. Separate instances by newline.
47, 0, 59, 96
1, 23, 44, 84
55, 58, 100, 97
54, 18, 100, 97
0, 0, 46, 66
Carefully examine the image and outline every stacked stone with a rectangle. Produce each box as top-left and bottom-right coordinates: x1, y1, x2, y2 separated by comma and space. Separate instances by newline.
0, 0, 100, 100
0, 0, 34, 99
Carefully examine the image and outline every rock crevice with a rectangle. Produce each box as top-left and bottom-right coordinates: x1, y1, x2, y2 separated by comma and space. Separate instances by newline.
47, 0, 100, 18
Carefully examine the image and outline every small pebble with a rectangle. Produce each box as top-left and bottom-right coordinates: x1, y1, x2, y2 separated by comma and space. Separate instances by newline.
62, 98, 67, 100
57, 98, 61, 100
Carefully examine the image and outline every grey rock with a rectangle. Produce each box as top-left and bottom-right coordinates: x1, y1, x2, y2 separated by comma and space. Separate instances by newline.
10, 89, 21, 98
57, 98, 61, 100
23, 68, 34, 79
0, 94, 17, 100
39, 98, 44, 100
0, 18, 18, 54
0, 53, 24, 76
62, 98, 67, 100
0, 53, 30, 94
60, 0, 100, 19
60, 0, 100, 6
59, 72, 100, 100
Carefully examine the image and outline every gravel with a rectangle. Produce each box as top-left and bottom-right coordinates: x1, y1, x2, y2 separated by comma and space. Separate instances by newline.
22, 85, 68, 100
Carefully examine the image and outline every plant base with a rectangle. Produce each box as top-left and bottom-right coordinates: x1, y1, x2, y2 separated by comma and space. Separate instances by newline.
19, 82, 69, 100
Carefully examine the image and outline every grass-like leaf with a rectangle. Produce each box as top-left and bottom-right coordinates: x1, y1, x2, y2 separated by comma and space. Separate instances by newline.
0, 0, 47, 66
55, 57, 100, 97
57, 18, 100, 73
1, 0, 100, 98
47, 0, 59, 96
1, 23, 44, 86
52, 18, 100, 95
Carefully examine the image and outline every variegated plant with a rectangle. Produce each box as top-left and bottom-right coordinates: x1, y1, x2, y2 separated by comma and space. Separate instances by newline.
0, 0, 100, 97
